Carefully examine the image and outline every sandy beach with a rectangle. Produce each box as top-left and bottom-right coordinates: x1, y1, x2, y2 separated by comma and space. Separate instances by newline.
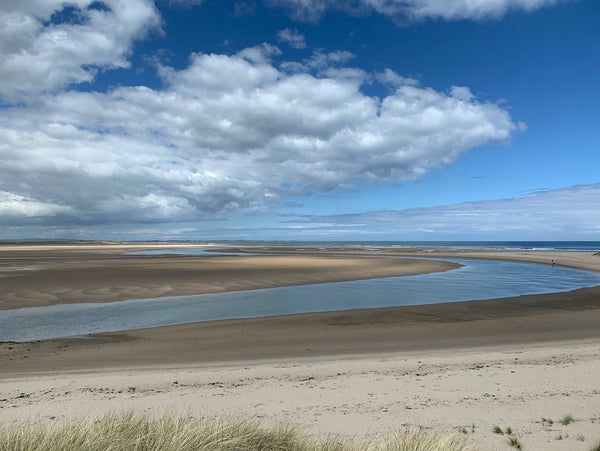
1, 243, 600, 450
3, 340, 600, 451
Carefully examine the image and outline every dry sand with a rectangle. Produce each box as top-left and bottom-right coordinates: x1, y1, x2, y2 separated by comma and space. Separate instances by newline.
2, 341, 600, 451
1, 244, 600, 450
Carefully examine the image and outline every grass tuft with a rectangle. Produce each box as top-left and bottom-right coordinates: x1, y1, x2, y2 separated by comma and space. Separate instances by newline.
0, 414, 481, 451
492, 426, 503, 435
560, 414, 575, 426
507, 436, 522, 450
590, 442, 600, 451
382, 427, 480, 451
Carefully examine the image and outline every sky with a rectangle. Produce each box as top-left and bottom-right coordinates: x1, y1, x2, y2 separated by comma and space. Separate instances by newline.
1, 0, 599, 241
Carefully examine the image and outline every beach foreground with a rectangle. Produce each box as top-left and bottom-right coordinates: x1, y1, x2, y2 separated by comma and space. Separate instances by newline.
1, 244, 600, 450
2, 339, 600, 451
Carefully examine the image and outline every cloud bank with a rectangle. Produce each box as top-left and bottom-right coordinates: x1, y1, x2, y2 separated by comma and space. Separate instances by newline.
0, 50, 518, 225
282, 184, 600, 239
0, 1, 520, 229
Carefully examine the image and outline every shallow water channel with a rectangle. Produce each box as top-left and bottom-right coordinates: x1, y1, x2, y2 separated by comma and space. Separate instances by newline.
1, 258, 600, 342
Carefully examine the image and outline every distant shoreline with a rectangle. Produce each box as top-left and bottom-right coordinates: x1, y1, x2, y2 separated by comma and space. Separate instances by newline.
1, 239, 600, 250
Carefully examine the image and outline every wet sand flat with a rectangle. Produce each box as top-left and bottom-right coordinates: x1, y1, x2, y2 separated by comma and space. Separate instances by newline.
0, 244, 458, 310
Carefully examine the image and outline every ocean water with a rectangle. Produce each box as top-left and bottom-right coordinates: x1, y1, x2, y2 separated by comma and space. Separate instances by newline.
148, 240, 600, 251
2, 258, 600, 342
124, 241, 600, 257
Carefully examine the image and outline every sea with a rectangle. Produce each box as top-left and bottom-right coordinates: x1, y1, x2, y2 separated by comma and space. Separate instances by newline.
152, 240, 600, 251
2, 239, 599, 251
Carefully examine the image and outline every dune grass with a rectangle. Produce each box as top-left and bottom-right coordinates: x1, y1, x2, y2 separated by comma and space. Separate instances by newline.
559, 414, 575, 426
0, 413, 481, 451
381, 427, 481, 451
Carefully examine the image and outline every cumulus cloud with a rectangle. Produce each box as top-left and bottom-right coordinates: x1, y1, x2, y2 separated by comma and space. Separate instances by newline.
1, 45, 518, 226
0, 0, 160, 102
269, 0, 561, 22
283, 184, 600, 238
0, 1, 530, 232
277, 28, 307, 49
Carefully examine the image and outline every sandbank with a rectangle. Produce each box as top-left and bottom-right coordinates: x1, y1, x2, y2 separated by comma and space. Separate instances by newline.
0, 244, 458, 310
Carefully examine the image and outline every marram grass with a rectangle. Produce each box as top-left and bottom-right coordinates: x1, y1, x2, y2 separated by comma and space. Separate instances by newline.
380, 427, 481, 451
0, 413, 481, 451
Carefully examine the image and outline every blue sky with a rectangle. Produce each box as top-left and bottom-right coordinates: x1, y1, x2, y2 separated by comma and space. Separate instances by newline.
1, 0, 599, 241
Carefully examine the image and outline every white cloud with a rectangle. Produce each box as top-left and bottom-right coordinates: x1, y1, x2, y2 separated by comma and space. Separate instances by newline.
0, 191, 72, 219
0, 0, 516, 233
1, 28, 518, 227
386, 0, 561, 20
285, 184, 600, 238
236, 42, 282, 64
377, 68, 419, 87
269, 0, 561, 21
0, 0, 160, 102
277, 28, 307, 49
